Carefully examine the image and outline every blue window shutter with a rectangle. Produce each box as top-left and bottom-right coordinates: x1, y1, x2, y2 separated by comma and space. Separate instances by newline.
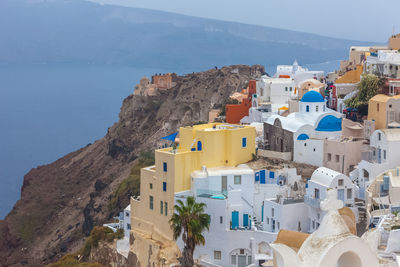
243, 214, 249, 227
260, 170, 266, 184
232, 211, 239, 229
197, 141, 202, 151
163, 162, 167, 172
255, 172, 260, 182
163, 182, 167, 192
306, 105, 310, 112
242, 137, 247, 147
269, 171, 275, 179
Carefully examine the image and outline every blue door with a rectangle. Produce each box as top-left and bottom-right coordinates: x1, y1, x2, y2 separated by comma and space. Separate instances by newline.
232, 211, 239, 229
255, 172, 260, 182
260, 170, 266, 184
243, 214, 249, 227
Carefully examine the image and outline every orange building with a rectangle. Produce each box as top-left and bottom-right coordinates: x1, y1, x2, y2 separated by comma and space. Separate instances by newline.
151, 73, 176, 90
226, 80, 256, 124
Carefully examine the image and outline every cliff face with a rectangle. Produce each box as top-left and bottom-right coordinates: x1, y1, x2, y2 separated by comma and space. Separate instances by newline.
0, 65, 264, 266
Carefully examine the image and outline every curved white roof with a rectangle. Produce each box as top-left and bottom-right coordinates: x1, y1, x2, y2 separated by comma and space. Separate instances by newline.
310, 167, 344, 187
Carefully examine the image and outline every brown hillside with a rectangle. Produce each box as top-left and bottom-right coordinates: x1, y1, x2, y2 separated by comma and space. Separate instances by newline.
0, 65, 264, 266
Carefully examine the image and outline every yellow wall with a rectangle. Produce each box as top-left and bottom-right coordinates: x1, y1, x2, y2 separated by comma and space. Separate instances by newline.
336, 65, 363, 84
131, 123, 256, 241
368, 95, 388, 130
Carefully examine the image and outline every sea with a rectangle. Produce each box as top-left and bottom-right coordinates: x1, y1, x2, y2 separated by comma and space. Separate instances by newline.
0, 60, 340, 219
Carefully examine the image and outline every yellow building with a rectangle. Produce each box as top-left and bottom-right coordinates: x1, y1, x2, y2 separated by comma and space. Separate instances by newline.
368, 94, 400, 130
130, 123, 255, 264
335, 64, 363, 84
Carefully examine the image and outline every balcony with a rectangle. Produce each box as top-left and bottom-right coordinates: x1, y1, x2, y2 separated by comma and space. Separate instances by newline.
304, 195, 321, 209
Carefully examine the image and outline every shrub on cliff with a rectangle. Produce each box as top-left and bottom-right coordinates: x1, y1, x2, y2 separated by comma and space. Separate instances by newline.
344, 74, 386, 115
47, 226, 123, 267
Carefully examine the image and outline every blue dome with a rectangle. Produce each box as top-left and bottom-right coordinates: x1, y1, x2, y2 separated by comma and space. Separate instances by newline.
316, 115, 342, 132
301, 91, 324, 102
297, 133, 310, 140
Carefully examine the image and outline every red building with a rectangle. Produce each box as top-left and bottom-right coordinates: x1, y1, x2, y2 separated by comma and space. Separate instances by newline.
226, 80, 256, 124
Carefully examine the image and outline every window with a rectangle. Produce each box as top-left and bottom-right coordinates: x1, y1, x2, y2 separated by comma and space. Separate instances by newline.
127, 223, 131, 230
347, 188, 352, 199
163, 162, 167, 172
338, 179, 344, 186
377, 103, 380, 112
378, 133, 381, 141
316, 105, 319, 112
149, 196, 154, 210
317, 213, 320, 220
285, 87, 288, 91
214, 250, 221, 260
165, 202, 168, 216
125, 212, 130, 217
149, 183, 153, 189
335, 155, 340, 163
240, 249, 244, 254
160, 201, 163, 214
316, 222, 320, 229
277, 222, 280, 230
231, 255, 237, 264
163, 182, 167, 192
315, 188, 320, 199
384, 150, 386, 159
242, 137, 247, 148
323, 105, 326, 112
271, 208, 274, 217
266, 217, 269, 224
312, 220, 315, 229
328, 153, 332, 161
248, 256, 252, 264
389, 104, 393, 108
313, 148, 316, 152
220, 216, 223, 224
289, 87, 292, 92
234, 175, 242, 185
304, 143, 307, 147
306, 105, 310, 112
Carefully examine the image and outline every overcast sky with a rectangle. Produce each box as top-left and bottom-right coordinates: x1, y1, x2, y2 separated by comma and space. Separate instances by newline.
90, 0, 400, 43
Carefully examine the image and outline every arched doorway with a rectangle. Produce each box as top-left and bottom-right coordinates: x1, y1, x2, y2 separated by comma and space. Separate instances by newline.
336, 251, 362, 267
229, 248, 252, 267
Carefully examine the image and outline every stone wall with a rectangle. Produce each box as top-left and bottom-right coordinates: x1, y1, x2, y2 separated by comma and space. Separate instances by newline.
264, 121, 294, 154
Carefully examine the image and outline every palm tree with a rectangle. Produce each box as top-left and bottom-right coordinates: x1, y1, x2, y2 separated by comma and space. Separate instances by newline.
169, 196, 210, 267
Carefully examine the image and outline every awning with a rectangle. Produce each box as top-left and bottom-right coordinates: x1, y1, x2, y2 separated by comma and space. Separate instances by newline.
279, 106, 289, 110
161, 132, 178, 141
373, 195, 391, 206
388, 121, 400, 128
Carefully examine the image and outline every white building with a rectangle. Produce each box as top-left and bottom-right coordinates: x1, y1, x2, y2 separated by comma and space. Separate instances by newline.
265, 91, 343, 166
175, 165, 279, 267
256, 77, 297, 113
305, 167, 359, 233
275, 60, 324, 86
271, 189, 397, 267
365, 50, 400, 78
352, 129, 400, 199
176, 165, 305, 267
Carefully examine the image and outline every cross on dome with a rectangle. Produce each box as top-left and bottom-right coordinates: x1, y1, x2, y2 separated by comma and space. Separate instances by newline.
320, 189, 343, 212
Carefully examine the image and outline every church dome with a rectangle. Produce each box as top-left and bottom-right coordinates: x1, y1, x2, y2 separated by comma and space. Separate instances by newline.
300, 91, 324, 102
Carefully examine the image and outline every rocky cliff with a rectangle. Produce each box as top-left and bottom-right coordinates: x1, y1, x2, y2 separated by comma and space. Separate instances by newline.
0, 65, 264, 266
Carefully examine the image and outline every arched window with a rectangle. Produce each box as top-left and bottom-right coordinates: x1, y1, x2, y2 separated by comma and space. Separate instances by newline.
197, 141, 202, 151
306, 105, 310, 112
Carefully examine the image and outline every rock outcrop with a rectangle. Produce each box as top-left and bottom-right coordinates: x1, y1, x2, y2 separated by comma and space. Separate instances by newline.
0, 64, 264, 266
